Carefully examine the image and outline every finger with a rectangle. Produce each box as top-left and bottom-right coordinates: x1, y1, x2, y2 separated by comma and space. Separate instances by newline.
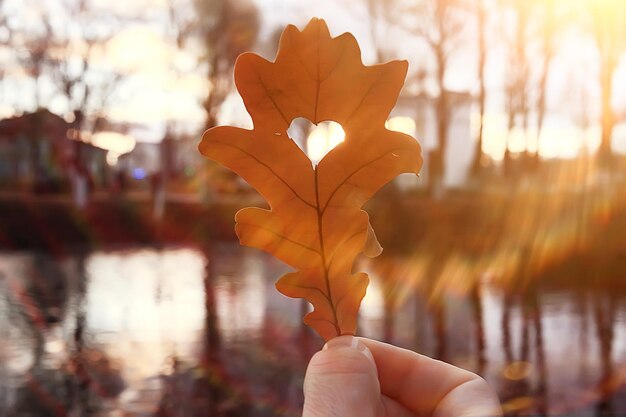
360, 338, 502, 417
381, 395, 419, 417
433, 378, 502, 417
303, 336, 382, 417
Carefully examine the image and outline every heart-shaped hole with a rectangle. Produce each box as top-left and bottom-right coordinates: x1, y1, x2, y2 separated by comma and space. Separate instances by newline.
287, 118, 345, 166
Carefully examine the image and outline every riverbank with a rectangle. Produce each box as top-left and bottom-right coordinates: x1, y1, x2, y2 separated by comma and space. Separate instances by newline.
1, 177, 625, 291
0, 186, 505, 252
0, 194, 241, 253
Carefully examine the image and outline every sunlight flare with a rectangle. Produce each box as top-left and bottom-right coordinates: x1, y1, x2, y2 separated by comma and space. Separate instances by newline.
306, 121, 345, 164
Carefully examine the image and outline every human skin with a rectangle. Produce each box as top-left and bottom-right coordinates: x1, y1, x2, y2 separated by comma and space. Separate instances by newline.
303, 336, 503, 417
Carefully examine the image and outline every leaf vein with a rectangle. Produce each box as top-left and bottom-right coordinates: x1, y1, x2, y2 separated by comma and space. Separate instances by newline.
326, 228, 367, 267
334, 277, 366, 326
237, 222, 320, 255
255, 72, 291, 126
321, 148, 406, 213
345, 79, 379, 123
212, 142, 316, 208
282, 283, 330, 303
305, 317, 337, 327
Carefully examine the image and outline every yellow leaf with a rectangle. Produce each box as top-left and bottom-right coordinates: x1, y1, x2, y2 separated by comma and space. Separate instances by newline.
199, 18, 423, 340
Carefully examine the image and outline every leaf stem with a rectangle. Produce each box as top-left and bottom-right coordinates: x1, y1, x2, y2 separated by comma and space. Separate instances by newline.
314, 167, 341, 336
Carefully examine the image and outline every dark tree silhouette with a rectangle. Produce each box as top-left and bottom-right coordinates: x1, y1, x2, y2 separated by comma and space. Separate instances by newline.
3, 1, 123, 190
470, 0, 488, 177
594, 289, 616, 415
469, 282, 486, 374
533, 0, 563, 168
409, 0, 468, 191
588, 1, 626, 166
500, 0, 531, 175
194, 0, 260, 131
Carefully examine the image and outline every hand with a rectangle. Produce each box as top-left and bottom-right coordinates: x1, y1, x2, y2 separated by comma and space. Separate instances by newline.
303, 336, 502, 417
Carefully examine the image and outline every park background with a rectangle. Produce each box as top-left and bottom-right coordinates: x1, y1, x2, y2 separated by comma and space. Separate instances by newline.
1, 0, 626, 415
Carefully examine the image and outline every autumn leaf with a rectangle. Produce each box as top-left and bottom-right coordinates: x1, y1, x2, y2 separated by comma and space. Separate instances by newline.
199, 18, 423, 340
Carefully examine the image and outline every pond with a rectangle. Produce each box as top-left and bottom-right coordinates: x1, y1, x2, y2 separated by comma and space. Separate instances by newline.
0, 245, 625, 416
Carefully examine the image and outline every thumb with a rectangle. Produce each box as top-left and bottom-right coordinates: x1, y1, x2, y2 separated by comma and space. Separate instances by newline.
303, 335, 381, 417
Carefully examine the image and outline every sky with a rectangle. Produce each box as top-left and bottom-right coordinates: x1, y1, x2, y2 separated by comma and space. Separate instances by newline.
0, 0, 478, 126
1, 0, 625, 160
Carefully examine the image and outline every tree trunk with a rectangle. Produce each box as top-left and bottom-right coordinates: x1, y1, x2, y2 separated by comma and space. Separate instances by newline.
594, 290, 615, 415
598, 59, 615, 166
503, 99, 515, 179
432, 47, 448, 193
531, 287, 548, 415
29, 111, 44, 190
68, 250, 93, 416
501, 291, 513, 364
383, 296, 395, 344
427, 253, 447, 361
432, 297, 447, 361
535, 30, 554, 169
471, 0, 486, 177
470, 281, 486, 375
200, 246, 222, 416
534, 73, 548, 167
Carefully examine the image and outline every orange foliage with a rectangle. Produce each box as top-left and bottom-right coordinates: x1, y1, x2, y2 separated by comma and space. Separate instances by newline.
199, 18, 422, 340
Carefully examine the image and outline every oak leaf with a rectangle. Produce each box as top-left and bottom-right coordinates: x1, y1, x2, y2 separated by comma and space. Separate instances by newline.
199, 18, 423, 340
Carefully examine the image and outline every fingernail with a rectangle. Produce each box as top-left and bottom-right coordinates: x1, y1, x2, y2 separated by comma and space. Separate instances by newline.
323, 335, 376, 366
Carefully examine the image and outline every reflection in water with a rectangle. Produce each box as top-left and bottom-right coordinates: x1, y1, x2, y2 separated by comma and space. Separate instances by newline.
213, 249, 268, 342
85, 249, 206, 363
0, 245, 625, 416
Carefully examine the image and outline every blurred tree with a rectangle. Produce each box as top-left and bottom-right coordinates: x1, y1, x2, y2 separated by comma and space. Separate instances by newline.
0, 0, 10, 53
4, 0, 124, 186
356, 7, 491, 369
594, 290, 617, 414
469, 0, 488, 177
588, 0, 626, 166
144, 0, 258, 217
190, 0, 260, 387
66, 250, 95, 416
499, 0, 594, 173
9, 14, 54, 183
406, 0, 469, 191
46, 0, 123, 182
532, 0, 564, 168
192, 0, 259, 207
4, 0, 126, 402
354, 0, 470, 357
362, 0, 400, 62
499, 0, 531, 175
519, 0, 572, 172
48, 1, 122, 134
194, 0, 260, 131
9, 2, 119, 128
165, 0, 200, 143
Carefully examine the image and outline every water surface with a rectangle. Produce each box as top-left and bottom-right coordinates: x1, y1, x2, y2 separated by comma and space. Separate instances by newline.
1, 245, 625, 416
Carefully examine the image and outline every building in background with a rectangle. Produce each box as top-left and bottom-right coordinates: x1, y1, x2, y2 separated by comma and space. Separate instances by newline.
0, 110, 107, 193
